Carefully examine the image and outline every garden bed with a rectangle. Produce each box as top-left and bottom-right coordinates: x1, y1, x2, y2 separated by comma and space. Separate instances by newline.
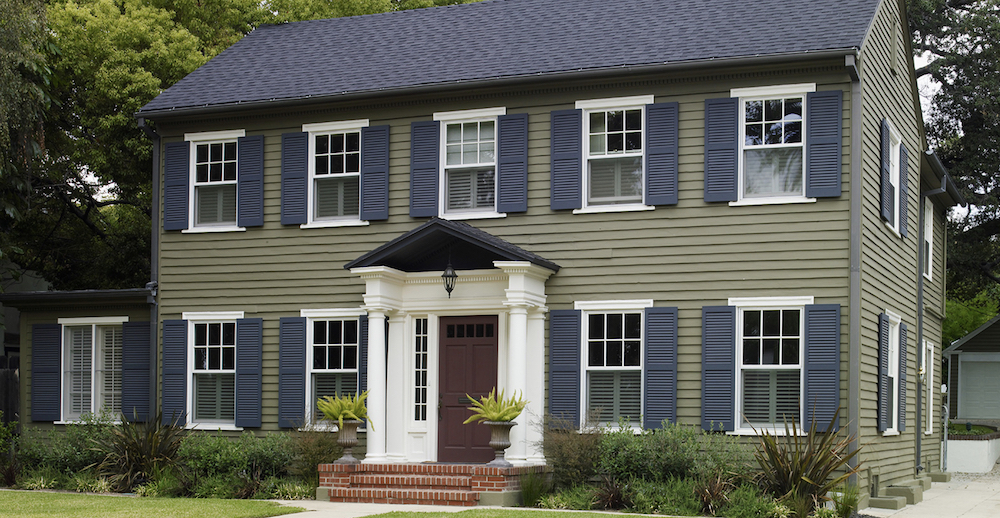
948, 426, 1000, 472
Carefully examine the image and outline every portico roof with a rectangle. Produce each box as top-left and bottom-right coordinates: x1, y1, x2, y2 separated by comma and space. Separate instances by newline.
344, 218, 559, 273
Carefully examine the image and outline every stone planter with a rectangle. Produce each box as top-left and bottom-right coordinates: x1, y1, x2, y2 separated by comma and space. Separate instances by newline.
484, 420, 516, 467
335, 419, 362, 464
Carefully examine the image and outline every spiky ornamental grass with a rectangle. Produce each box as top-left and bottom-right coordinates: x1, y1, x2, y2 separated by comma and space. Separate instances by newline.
753, 408, 862, 516
91, 411, 186, 492
463, 388, 527, 424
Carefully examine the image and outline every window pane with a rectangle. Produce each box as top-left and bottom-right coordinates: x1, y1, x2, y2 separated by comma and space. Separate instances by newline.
463, 143, 478, 164
762, 311, 780, 336
224, 142, 236, 161
65, 326, 93, 419
743, 339, 760, 365
346, 153, 360, 173
314, 372, 358, 421
784, 98, 802, 119
223, 323, 235, 345
784, 121, 802, 144
589, 314, 604, 340
743, 311, 761, 337
624, 341, 640, 366
765, 100, 782, 121
606, 341, 623, 366
210, 163, 222, 182
447, 144, 461, 165
316, 135, 329, 155
589, 134, 606, 155
606, 314, 623, 339
197, 144, 208, 163
194, 373, 235, 422
781, 338, 799, 365
480, 121, 494, 141
195, 323, 207, 346
195, 184, 237, 225
762, 338, 780, 365
196, 164, 209, 183
480, 142, 494, 163
624, 313, 641, 339
314, 321, 327, 345
209, 347, 221, 370
745, 124, 762, 146
742, 369, 800, 427
210, 143, 223, 162
329, 321, 343, 344
98, 326, 122, 414
344, 320, 358, 344
608, 133, 624, 153
590, 112, 605, 134
745, 101, 762, 123
222, 346, 235, 370
463, 122, 478, 141
315, 176, 360, 219
607, 110, 623, 132
313, 346, 327, 369
345, 132, 360, 152
588, 157, 642, 205
447, 170, 473, 210
743, 148, 803, 198
589, 341, 604, 366
329, 346, 342, 369
209, 323, 221, 345
625, 131, 641, 151
625, 109, 641, 131
343, 345, 358, 369
331, 134, 344, 153
588, 370, 640, 425
316, 156, 329, 175
331, 155, 344, 174
782, 311, 800, 336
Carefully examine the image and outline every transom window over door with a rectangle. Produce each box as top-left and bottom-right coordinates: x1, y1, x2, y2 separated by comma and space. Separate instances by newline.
444, 120, 496, 213
193, 322, 236, 423
194, 140, 237, 225
310, 318, 359, 421
586, 312, 642, 426
62, 324, 122, 421
738, 307, 802, 429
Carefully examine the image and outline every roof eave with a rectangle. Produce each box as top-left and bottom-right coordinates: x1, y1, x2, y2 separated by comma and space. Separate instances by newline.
136, 47, 860, 121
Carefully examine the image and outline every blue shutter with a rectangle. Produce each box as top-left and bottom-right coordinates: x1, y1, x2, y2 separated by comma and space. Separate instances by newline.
550, 109, 582, 210
361, 125, 390, 221
899, 322, 907, 432
278, 317, 306, 428
31, 324, 61, 422
645, 102, 679, 206
281, 132, 308, 225
878, 313, 889, 432
899, 144, 909, 238
235, 318, 262, 428
122, 321, 151, 422
805, 90, 843, 198
701, 306, 735, 431
880, 119, 894, 224
163, 141, 190, 231
358, 315, 368, 395
644, 307, 677, 428
549, 309, 581, 427
804, 304, 840, 432
497, 113, 528, 213
162, 320, 188, 426
237, 135, 264, 227
704, 98, 739, 202
410, 121, 440, 218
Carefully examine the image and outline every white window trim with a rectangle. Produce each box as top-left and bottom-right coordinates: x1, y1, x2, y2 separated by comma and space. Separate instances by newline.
305, 312, 362, 425
434, 108, 506, 220
575, 299, 652, 431
56, 318, 127, 424
184, 312, 244, 429
730, 84, 816, 206
574, 96, 653, 213
923, 339, 934, 435
183, 130, 247, 233
886, 121, 903, 237
730, 296, 811, 435
924, 203, 934, 280
884, 309, 902, 436
301, 119, 371, 229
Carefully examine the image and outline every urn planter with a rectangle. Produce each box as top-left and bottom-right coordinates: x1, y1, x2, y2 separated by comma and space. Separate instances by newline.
335, 419, 363, 464
484, 420, 516, 467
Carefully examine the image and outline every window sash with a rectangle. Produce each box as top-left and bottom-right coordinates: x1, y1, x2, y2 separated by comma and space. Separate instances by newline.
445, 167, 495, 212
738, 96, 806, 199
307, 318, 361, 422
195, 184, 237, 225
63, 324, 122, 420
587, 370, 641, 425
194, 372, 235, 422
312, 372, 359, 422
736, 306, 803, 430
314, 175, 360, 220
194, 141, 237, 185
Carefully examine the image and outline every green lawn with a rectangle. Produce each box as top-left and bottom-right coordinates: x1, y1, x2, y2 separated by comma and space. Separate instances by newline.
369, 511, 625, 518
0, 491, 304, 518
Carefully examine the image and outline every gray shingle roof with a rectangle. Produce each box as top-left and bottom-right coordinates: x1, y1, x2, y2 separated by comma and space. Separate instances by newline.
139, 0, 879, 116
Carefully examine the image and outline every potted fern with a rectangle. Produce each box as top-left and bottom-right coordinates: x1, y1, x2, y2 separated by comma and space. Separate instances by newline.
464, 387, 527, 467
317, 390, 371, 464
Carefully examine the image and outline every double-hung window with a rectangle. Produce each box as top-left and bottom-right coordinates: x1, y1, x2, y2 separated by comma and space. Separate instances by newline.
308, 317, 360, 422
880, 311, 902, 434
737, 305, 803, 430
922, 340, 934, 434
434, 108, 504, 218
880, 119, 910, 237
924, 203, 934, 279
191, 320, 236, 424
187, 130, 246, 229
303, 120, 367, 226
59, 317, 125, 421
585, 311, 643, 426
577, 96, 653, 210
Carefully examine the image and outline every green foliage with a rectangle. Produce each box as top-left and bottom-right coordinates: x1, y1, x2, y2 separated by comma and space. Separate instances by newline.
251, 477, 314, 500
0, 410, 18, 486
717, 484, 789, 518
830, 483, 860, 518
694, 473, 733, 515
597, 420, 703, 482
134, 465, 184, 497
593, 475, 630, 510
949, 423, 996, 435
316, 390, 371, 429
18, 412, 117, 475
518, 471, 551, 508
625, 477, 702, 516
943, 293, 998, 345
91, 412, 186, 492
753, 410, 862, 517
537, 484, 597, 510
463, 387, 526, 424
693, 429, 757, 482
288, 424, 343, 488
71, 471, 113, 493
540, 415, 601, 489
178, 431, 293, 483
192, 473, 239, 499
18, 466, 69, 490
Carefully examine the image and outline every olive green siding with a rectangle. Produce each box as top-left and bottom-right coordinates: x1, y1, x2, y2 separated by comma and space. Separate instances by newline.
18, 304, 150, 428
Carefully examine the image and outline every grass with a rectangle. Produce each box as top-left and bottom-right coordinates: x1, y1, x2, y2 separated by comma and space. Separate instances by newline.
369, 512, 613, 518
0, 490, 304, 518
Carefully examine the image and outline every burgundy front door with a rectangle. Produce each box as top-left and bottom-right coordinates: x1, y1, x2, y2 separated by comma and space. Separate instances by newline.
438, 316, 499, 462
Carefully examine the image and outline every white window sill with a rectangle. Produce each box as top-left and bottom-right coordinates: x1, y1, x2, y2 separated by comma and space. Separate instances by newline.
186, 423, 243, 431
884, 221, 902, 238
729, 196, 817, 207
882, 430, 900, 437
729, 428, 808, 437
182, 226, 246, 234
300, 219, 370, 229
438, 211, 506, 221
925, 431, 934, 436
923, 273, 933, 282
54, 419, 121, 425
573, 204, 654, 215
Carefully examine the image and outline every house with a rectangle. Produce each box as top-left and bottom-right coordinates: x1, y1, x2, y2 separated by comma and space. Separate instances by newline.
944, 314, 1000, 421
12, 0, 967, 508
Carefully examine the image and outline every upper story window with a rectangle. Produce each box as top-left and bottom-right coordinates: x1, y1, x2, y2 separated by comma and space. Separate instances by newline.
577, 96, 653, 211
880, 119, 909, 238
59, 318, 126, 421
924, 203, 933, 279
302, 120, 368, 227
432, 108, 505, 219
193, 139, 238, 226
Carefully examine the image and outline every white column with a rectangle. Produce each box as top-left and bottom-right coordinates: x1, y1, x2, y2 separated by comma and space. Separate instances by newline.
505, 304, 529, 463
363, 309, 388, 463
385, 311, 407, 462
525, 308, 547, 463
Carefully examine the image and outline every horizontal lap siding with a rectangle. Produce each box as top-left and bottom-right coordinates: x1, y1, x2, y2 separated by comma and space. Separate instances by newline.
157, 66, 853, 432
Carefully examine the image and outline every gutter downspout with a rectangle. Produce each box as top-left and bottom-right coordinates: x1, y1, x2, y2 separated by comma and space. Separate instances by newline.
847, 53, 863, 485
138, 117, 160, 421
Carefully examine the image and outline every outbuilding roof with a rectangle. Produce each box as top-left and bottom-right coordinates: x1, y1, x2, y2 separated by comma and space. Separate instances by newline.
139, 0, 879, 117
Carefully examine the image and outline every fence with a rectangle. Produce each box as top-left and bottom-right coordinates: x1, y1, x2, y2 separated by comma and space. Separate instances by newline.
0, 356, 18, 426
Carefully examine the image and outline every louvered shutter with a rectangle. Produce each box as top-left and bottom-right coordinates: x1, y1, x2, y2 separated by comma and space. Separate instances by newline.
550, 109, 582, 210
497, 113, 529, 213
644, 307, 677, 428
358, 315, 368, 395
235, 318, 262, 428
805, 90, 843, 198
278, 317, 306, 428
162, 320, 187, 426
549, 310, 581, 427
281, 132, 309, 225
899, 322, 907, 432
237, 135, 264, 227
878, 313, 889, 432
361, 125, 390, 221
899, 144, 909, 238
804, 304, 840, 432
701, 306, 735, 431
31, 324, 61, 421
163, 141, 190, 231
410, 121, 440, 217
645, 103, 679, 206
880, 120, 894, 224
704, 98, 739, 202
121, 322, 151, 422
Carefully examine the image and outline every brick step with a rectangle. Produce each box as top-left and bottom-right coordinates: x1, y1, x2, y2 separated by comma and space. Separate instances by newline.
329, 487, 479, 506
349, 473, 473, 490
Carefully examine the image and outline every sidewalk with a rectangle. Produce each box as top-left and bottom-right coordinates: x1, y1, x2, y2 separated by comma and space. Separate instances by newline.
272, 500, 475, 518
859, 467, 1000, 518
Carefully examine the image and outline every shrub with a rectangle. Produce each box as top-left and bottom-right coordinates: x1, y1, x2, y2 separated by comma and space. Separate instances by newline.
830, 483, 860, 518
252, 477, 314, 500
593, 475, 630, 510
540, 415, 600, 488
597, 420, 701, 482
19, 412, 116, 475
694, 429, 756, 482
537, 484, 596, 510
92, 412, 186, 491
625, 477, 701, 516
238, 432, 293, 479
519, 470, 551, 508
0, 411, 19, 486
72, 471, 113, 493
288, 425, 342, 488
192, 473, 239, 499
717, 483, 787, 518
18, 466, 68, 490
134, 466, 184, 497
694, 473, 732, 515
